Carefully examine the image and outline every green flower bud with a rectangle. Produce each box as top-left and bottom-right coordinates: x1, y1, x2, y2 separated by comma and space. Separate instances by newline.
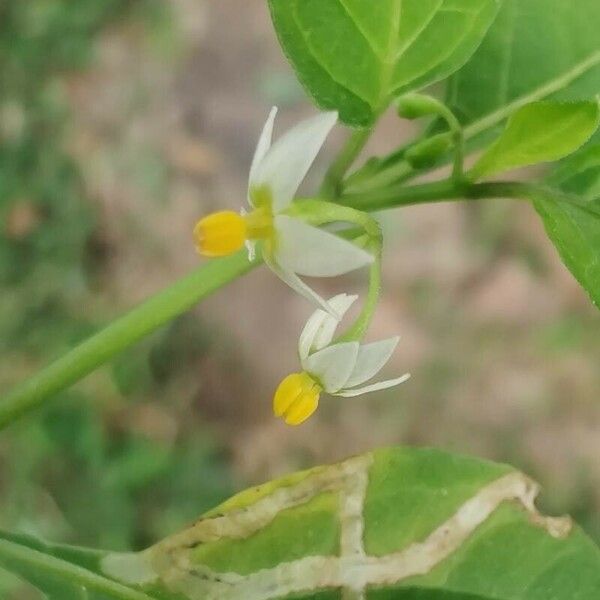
405, 134, 452, 169
396, 93, 446, 120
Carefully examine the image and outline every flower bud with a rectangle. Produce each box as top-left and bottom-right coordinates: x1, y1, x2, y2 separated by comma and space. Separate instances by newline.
405, 134, 452, 169
396, 93, 445, 120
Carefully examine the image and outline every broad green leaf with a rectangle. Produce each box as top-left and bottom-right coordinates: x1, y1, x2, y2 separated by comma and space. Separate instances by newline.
100, 447, 600, 600
470, 101, 600, 180
449, 0, 600, 135
268, 0, 501, 126
534, 190, 600, 310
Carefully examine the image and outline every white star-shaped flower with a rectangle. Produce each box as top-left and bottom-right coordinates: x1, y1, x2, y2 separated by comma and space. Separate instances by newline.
194, 108, 374, 314
273, 294, 411, 425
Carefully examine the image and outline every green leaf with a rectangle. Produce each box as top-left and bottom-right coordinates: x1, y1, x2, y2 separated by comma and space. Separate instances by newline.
101, 447, 600, 599
548, 142, 600, 200
449, 0, 600, 132
0, 533, 159, 600
536, 141, 600, 310
4, 448, 600, 599
470, 101, 600, 179
268, 0, 501, 126
534, 191, 600, 310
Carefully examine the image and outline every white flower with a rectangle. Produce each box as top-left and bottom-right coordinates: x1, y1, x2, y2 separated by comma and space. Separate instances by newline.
194, 108, 374, 314
273, 294, 410, 425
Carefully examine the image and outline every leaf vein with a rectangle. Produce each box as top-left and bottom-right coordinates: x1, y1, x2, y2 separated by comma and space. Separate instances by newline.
335, 0, 387, 62
290, 2, 376, 108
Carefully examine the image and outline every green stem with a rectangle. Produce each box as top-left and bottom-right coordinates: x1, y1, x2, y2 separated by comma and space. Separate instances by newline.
287, 198, 383, 342
288, 198, 381, 239
320, 127, 373, 198
345, 158, 416, 196
336, 240, 382, 343
0, 252, 257, 430
341, 180, 542, 212
438, 106, 465, 181
0, 539, 154, 600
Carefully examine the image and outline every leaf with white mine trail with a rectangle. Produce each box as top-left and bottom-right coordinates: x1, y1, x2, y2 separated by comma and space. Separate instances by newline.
268, 0, 501, 126
93, 448, 600, 600
2, 449, 599, 599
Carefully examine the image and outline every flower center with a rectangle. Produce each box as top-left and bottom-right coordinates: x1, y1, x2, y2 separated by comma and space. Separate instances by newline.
193, 208, 274, 259
193, 187, 276, 258
273, 372, 322, 426
245, 206, 274, 241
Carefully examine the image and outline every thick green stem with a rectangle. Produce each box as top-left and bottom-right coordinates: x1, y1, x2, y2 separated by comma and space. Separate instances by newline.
320, 127, 373, 198
0, 252, 256, 430
0, 539, 153, 600
341, 180, 542, 212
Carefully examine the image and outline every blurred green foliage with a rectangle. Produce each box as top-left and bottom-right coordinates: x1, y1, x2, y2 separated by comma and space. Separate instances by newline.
0, 0, 125, 358
0, 2, 235, 597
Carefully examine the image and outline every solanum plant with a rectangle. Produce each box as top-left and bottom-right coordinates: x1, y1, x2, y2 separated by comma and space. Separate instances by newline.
1, 0, 600, 598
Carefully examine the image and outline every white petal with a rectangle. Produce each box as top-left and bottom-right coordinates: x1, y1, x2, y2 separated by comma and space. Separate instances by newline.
298, 294, 358, 360
336, 373, 411, 397
263, 250, 337, 316
344, 337, 400, 388
245, 240, 257, 262
248, 107, 278, 201
252, 111, 338, 212
304, 342, 359, 394
312, 294, 358, 351
298, 309, 329, 362
274, 216, 374, 277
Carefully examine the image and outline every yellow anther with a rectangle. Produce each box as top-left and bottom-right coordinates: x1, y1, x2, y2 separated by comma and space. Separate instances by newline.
193, 211, 246, 257
273, 372, 321, 426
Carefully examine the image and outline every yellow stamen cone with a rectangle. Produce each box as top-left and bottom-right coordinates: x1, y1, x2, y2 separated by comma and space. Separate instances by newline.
273, 372, 321, 426
193, 211, 246, 257
284, 391, 319, 425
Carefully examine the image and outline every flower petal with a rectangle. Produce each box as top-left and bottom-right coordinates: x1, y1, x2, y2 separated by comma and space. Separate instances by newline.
263, 249, 337, 316
298, 294, 358, 360
303, 342, 359, 394
344, 337, 400, 389
252, 111, 337, 212
274, 216, 374, 277
311, 294, 358, 351
336, 373, 411, 397
248, 107, 278, 202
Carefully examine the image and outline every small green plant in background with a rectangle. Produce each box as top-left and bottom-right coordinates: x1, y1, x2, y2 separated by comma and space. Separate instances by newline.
0, 1, 236, 597
1, 0, 600, 598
